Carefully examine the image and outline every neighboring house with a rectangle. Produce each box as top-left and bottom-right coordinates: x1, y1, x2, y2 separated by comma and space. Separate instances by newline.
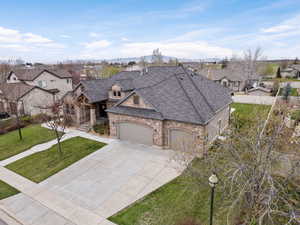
64, 66, 232, 151
0, 83, 55, 116
247, 87, 272, 96
199, 67, 260, 92
6, 68, 73, 98
280, 65, 300, 79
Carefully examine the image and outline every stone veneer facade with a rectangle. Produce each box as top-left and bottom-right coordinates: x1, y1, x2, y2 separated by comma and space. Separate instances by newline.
108, 112, 208, 150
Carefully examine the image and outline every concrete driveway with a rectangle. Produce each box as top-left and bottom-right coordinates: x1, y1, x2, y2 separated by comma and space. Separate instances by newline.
1, 140, 183, 223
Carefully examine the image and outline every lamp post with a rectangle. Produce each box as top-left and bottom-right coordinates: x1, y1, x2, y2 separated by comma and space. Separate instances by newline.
209, 174, 219, 225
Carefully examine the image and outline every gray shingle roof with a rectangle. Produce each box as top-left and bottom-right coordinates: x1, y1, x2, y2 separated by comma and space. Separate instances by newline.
199, 67, 260, 81
107, 66, 232, 125
10, 68, 72, 81
80, 71, 140, 103
107, 106, 164, 120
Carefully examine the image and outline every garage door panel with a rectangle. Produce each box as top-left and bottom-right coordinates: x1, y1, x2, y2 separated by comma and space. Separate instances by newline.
119, 122, 153, 146
170, 130, 195, 151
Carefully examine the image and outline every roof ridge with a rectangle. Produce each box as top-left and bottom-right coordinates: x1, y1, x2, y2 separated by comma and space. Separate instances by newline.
173, 71, 204, 123
181, 66, 215, 113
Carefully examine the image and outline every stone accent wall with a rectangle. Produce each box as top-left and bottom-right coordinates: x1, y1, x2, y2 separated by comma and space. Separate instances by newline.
120, 93, 154, 109
108, 112, 163, 146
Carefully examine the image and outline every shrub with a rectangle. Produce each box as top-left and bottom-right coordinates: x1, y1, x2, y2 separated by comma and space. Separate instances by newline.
93, 123, 109, 135
291, 110, 300, 122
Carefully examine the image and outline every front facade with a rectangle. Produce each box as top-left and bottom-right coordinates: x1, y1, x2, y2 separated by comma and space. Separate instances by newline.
64, 66, 232, 152
7, 68, 73, 99
281, 65, 300, 79
0, 83, 55, 116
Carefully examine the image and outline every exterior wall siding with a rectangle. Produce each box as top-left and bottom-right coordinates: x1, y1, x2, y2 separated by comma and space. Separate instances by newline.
26, 71, 72, 99
205, 106, 230, 143
20, 88, 54, 115
108, 112, 163, 146
120, 94, 154, 109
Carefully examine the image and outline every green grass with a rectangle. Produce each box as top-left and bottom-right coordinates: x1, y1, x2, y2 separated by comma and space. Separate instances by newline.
0, 180, 20, 200
263, 77, 300, 82
109, 160, 225, 225
109, 103, 271, 225
279, 88, 299, 96
0, 125, 61, 161
6, 137, 106, 183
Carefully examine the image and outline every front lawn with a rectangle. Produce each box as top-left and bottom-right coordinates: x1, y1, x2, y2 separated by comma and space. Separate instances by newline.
231, 103, 271, 129
279, 88, 299, 96
0, 180, 20, 200
6, 137, 106, 183
109, 160, 225, 225
0, 125, 61, 161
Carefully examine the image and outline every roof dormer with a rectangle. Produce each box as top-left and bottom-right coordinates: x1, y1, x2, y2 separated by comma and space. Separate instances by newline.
109, 84, 123, 100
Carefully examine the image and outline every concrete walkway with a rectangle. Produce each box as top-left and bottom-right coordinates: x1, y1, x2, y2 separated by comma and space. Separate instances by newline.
0, 125, 184, 225
0, 167, 113, 225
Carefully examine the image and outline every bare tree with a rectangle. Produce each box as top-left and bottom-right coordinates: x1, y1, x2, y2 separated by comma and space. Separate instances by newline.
38, 101, 66, 157
0, 63, 11, 83
172, 106, 300, 225
152, 48, 163, 65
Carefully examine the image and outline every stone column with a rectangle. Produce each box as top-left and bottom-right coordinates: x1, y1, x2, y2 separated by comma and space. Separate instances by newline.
90, 105, 96, 127
75, 106, 81, 127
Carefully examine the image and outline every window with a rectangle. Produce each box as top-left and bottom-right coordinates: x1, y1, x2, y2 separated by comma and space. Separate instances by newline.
113, 91, 117, 97
133, 95, 140, 105
38, 80, 46, 88
117, 91, 121, 97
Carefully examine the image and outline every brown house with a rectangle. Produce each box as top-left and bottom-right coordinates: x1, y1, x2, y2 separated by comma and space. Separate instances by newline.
64, 66, 232, 151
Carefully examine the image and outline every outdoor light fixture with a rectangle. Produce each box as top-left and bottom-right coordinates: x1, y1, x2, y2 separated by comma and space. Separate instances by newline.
208, 173, 218, 225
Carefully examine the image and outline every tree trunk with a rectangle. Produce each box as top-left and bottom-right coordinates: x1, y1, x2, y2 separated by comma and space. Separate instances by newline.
55, 129, 63, 157
16, 112, 22, 141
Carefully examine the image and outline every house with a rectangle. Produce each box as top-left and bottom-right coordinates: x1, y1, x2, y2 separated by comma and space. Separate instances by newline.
280, 65, 300, 79
247, 86, 272, 96
0, 83, 55, 116
199, 67, 260, 92
64, 66, 232, 151
6, 67, 73, 98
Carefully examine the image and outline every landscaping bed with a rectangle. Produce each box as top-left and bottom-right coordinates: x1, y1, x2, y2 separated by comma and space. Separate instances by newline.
6, 137, 106, 183
0, 180, 20, 200
0, 124, 61, 161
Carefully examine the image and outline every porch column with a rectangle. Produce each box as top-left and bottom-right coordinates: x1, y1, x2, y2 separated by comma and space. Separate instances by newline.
75, 107, 81, 126
90, 105, 96, 127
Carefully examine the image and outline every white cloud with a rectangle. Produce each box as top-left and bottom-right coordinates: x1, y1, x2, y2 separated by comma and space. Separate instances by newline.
0, 26, 65, 53
261, 13, 300, 34
83, 40, 111, 49
121, 37, 129, 41
60, 34, 71, 38
24, 33, 52, 43
121, 41, 233, 58
89, 32, 101, 38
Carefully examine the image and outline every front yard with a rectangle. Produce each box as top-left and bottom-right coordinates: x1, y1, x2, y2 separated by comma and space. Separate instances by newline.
0, 180, 20, 200
0, 124, 61, 161
109, 160, 225, 225
6, 137, 106, 183
109, 103, 272, 225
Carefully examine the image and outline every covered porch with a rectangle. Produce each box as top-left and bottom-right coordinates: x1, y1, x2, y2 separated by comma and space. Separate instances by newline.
75, 95, 108, 128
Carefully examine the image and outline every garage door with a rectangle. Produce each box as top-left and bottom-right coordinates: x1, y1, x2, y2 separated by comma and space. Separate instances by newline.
170, 130, 195, 151
118, 122, 153, 146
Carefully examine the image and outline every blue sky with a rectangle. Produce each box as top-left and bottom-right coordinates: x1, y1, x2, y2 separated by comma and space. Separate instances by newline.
0, 0, 299, 62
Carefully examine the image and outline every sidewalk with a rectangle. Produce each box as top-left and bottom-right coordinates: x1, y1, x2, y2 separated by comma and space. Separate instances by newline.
0, 167, 115, 225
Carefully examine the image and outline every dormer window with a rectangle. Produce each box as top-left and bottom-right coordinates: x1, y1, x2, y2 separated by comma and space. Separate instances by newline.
117, 91, 121, 97
133, 95, 140, 105
113, 91, 117, 97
